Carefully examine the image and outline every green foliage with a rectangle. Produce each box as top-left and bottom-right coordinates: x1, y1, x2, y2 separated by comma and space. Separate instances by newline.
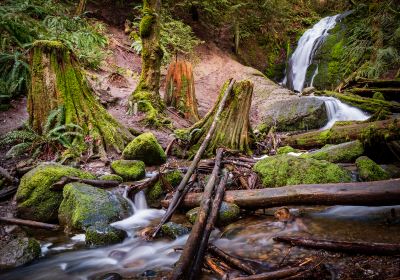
0, 51, 30, 97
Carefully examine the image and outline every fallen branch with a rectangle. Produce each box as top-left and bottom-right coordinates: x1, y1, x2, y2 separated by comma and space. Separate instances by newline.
230, 266, 305, 280
274, 236, 400, 256
0, 186, 18, 201
204, 255, 228, 278
152, 79, 235, 237
172, 179, 400, 209
126, 173, 160, 198
51, 176, 120, 190
0, 216, 60, 231
0, 166, 18, 185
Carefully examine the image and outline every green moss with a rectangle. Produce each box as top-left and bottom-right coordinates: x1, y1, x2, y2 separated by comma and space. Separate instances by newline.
98, 174, 124, 183
161, 222, 189, 239
85, 224, 126, 246
122, 132, 166, 165
147, 170, 182, 201
373, 92, 385, 101
355, 156, 390, 182
140, 15, 155, 38
253, 154, 351, 187
186, 202, 240, 226
304, 140, 364, 163
277, 146, 298, 154
16, 163, 94, 222
110, 160, 145, 181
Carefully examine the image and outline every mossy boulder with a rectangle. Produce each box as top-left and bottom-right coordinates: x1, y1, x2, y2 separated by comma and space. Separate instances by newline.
161, 222, 189, 239
186, 202, 240, 226
99, 174, 124, 183
305, 140, 364, 163
16, 163, 95, 222
253, 154, 351, 187
58, 183, 130, 245
355, 156, 390, 182
122, 132, 166, 166
111, 160, 145, 181
277, 146, 298, 154
147, 170, 183, 203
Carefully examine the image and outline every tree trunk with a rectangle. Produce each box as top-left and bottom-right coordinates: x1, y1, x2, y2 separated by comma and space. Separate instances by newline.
165, 61, 199, 123
181, 79, 254, 157
75, 0, 87, 15
171, 179, 400, 209
28, 40, 132, 158
129, 0, 164, 124
282, 118, 400, 149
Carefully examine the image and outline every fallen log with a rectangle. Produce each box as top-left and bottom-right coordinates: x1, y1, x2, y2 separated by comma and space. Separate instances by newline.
274, 236, 400, 256
172, 149, 224, 280
172, 179, 400, 209
51, 176, 120, 190
0, 216, 60, 231
230, 266, 305, 280
283, 118, 400, 149
204, 255, 228, 278
152, 79, 235, 237
343, 78, 400, 90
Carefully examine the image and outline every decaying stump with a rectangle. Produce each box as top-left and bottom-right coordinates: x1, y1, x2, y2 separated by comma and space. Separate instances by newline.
28, 40, 132, 158
164, 60, 199, 122
178, 79, 254, 156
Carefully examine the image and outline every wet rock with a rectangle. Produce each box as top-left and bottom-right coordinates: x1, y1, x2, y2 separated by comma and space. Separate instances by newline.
302, 87, 316, 96
186, 202, 240, 225
58, 183, 130, 246
0, 230, 41, 269
99, 174, 124, 183
355, 156, 390, 182
122, 132, 166, 165
16, 163, 95, 222
161, 222, 189, 239
259, 97, 327, 132
254, 154, 351, 187
305, 140, 364, 163
111, 160, 145, 181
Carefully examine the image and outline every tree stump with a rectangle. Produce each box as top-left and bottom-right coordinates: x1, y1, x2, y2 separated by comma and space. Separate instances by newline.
28, 40, 132, 158
164, 60, 199, 122
178, 79, 254, 156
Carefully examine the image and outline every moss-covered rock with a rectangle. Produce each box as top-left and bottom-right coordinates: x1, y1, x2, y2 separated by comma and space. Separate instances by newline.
99, 174, 124, 183
277, 146, 298, 154
16, 163, 95, 222
186, 202, 240, 226
58, 183, 129, 246
305, 140, 364, 163
161, 222, 189, 239
111, 160, 145, 181
253, 154, 351, 187
122, 132, 166, 166
355, 156, 390, 182
147, 170, 183, 202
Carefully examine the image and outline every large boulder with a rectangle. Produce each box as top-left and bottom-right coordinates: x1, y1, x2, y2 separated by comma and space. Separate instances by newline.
253, 154, 351, 187
111, 160, 145, 181
259, 97, 328, 132
186, 202, 240, 226
355, 156, 390, 182
58, 183, 130, 246
122, 132, 166, 165
305, 140, 364, 163
16, 163, 94, 222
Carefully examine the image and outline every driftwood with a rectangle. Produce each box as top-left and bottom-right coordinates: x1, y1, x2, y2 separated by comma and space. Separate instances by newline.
172, 149, 224, 280
230, 266, 305, 280
172, 179, 400, 209
0, 186, 18, 201
51, 176, 120, 190
283, 119, 400, 149
274, 236, 400, 256
126, 173, 160, 197
152, 79, 235, 237
0, 216, 60, 231
204, 255, 229, 278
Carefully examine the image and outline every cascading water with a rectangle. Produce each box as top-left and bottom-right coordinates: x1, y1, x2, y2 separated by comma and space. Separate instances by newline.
318, 96, 370, 130
283, 14, 340, 92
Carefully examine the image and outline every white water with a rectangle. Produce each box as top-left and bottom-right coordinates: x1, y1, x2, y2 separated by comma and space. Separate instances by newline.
283, 14, 340, 92
318, 96, 370, 130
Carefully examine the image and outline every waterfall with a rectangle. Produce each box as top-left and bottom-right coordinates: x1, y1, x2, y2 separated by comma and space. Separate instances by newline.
283, 14, 340, 92
318, 96, 370, 130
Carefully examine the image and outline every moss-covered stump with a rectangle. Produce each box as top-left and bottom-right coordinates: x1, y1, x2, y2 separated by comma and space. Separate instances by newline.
164, 61, 199, 123
186, 202, 240, 226
161, 222, 189, 239
128, 0, 164, 125
253, 155, 351, 188
58, 183, 129, 245
98, 174, 124, 183
16, 163, 94, 222
147, 170, 183, 205
355, 156, 390, 182
305, 140, 364, 163
28, 40, 132, 158
111, 160, 146, 181
176, 79, 254, 157
122, 132, 166, 165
